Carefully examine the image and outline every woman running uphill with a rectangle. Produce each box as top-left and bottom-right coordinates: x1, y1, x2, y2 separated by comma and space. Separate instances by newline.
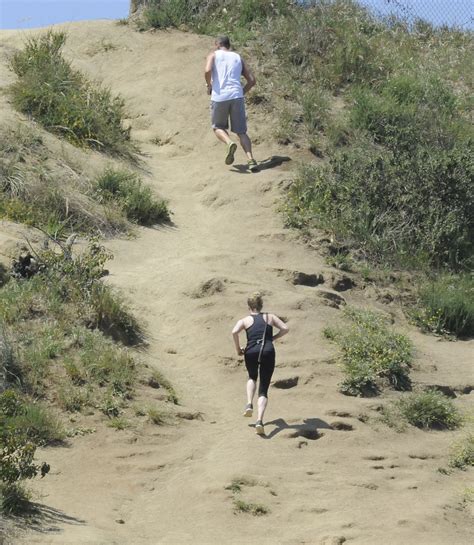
232, 293, 289, 435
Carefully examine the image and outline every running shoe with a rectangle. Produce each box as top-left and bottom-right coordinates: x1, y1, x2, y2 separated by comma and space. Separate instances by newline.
225, 142, 237, 165
248, 159, 259, 172
255, 420, 265, 435
243, 403, 253, 417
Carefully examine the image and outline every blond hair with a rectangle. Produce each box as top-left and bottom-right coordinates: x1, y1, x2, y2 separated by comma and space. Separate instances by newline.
247, 292, 263, 312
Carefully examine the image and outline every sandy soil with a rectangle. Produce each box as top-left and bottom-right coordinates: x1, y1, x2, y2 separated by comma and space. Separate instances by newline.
0, 21, 473, 545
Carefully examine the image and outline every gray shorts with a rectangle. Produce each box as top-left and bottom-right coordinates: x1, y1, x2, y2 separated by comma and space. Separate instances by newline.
211, 97, 247, 134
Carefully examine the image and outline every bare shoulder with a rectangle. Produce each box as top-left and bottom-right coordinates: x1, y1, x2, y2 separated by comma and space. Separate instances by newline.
242, 315, 253, 328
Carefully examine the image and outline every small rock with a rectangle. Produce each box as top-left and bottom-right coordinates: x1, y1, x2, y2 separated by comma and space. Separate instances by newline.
115, 519, 125, 524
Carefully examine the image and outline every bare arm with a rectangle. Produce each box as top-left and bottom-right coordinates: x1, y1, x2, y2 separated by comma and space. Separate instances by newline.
241, 59, 256, 95
204, 52, 214, 94
232, 319, 246, 356
270, 314, 289, 341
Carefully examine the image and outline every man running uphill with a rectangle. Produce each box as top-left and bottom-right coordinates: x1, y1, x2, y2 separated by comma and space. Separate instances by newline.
204, 36, 259, 172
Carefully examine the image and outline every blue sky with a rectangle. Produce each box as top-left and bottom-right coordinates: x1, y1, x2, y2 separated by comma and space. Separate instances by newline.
0, 1, 129, 30
0, 1, 472, 30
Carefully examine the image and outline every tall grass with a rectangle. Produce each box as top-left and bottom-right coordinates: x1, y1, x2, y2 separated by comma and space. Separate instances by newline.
9, 31, 136, 159
412, 273, 474, 337
94, 169, 170, 226
0, 124, 129, 236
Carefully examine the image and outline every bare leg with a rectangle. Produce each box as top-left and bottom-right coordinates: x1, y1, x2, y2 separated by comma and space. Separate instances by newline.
214, 128, 233, 145
257, 395, 268, 422
247, 379, 256, 405
237, 133, 255, 161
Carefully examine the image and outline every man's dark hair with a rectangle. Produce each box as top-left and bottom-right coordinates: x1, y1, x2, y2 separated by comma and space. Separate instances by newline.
216, 35, 231, 49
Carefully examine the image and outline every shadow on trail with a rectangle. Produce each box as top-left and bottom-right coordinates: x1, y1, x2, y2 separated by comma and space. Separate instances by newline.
231, 155, 291, 174
253, 417, 331, 440
11, 503, 86, 536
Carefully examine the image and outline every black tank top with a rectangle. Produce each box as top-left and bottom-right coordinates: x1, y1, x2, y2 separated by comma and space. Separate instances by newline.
245, 314, 273, 353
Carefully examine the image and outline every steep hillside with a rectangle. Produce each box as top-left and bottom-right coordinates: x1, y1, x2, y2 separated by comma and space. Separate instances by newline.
0, 20, 472, 545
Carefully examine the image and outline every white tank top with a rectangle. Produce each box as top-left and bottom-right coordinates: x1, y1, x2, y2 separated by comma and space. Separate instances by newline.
211, 50, 244, 102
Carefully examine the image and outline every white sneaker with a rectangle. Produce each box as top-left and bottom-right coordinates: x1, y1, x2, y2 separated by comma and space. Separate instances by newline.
255, 420, 265, 435
243, 403, 253, 417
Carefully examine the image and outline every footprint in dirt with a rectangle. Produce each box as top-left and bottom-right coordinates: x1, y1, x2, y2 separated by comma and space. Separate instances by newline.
273, 376, 299, 389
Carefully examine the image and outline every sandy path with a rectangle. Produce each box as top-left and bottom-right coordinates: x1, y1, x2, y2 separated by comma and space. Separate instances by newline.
1, 22, 472, 545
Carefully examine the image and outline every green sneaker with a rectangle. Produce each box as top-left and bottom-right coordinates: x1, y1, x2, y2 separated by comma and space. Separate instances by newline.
248, 159, 259, 172
225, 142, 237, 165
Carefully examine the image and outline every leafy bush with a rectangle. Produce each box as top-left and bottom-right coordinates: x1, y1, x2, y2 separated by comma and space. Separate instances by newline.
0, 390, 51, 514
412, 273, 474, 337
324, 307, 412, 396
9, 31, 135, 158
397, 390, 462, 430
449, 435, 474, 470
284, 141, 473, 269
95, 169, 170, 226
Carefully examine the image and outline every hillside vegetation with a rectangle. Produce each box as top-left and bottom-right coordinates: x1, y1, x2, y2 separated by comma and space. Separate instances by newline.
136, 0, 473, 336
1, 30, 172, 518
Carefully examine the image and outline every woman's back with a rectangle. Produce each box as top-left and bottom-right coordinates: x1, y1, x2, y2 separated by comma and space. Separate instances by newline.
245, 313, 273, 354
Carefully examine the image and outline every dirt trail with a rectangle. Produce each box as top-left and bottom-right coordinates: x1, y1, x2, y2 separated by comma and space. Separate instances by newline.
1, 22, 472, 545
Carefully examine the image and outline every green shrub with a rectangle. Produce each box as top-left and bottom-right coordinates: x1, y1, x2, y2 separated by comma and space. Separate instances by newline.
95, 169, 170, 226
350, 74, 461, 151
1, 390, 64, 445
9, 31, 135, 158
324, 307, 412, 396
413, 273, 474, 337
107, 417, 131, 430
284, 141, 473, 269
0, 432, 49, 514
449, 435, 474, 470
397, 390, 462, 430
233, 499, 269, 516
0, 240, 141, 417
9, 403, 65, 445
